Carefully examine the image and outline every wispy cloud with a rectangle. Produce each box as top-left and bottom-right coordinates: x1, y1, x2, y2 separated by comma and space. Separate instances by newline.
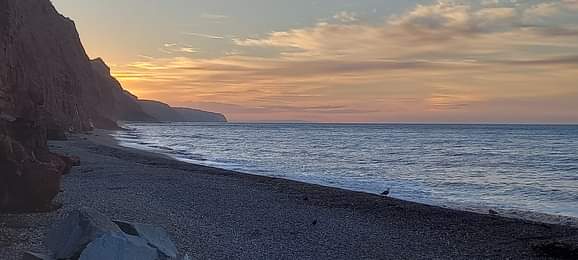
524, 2, 561, 17
333, 11, 358, 23
200, 13, 229, 20
136, 54, 155, 60
182, 32, 226, 40
159, 43, 199, 54
178, 47, 199, 53
116, 1, 578, 122
236, 1, 578, 60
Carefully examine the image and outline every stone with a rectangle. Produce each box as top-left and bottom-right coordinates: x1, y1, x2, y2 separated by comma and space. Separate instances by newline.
46, 207, 122, 259
46, 128, 67, 141
79, 233, 158, 260
114, 220, 178, 258
532, 240, 578, 259
0, 113, 16, 122
21, 251, 55, 260
56, 154, 73, 176
69, 155, 81, 166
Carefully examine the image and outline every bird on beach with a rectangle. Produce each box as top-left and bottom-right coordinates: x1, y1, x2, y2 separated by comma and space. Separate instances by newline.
381, 188, 390, 197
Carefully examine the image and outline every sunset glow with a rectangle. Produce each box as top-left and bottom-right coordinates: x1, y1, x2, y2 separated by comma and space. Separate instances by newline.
52, 0, 578, 123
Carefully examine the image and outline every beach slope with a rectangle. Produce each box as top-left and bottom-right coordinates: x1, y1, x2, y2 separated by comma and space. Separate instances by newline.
1, 133, 577, 259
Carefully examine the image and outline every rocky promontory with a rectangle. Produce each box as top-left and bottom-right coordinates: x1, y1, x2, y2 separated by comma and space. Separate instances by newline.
139, 100, 228, 123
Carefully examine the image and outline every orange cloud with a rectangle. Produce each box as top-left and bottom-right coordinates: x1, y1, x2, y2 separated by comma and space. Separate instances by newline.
113, 1, 578, 123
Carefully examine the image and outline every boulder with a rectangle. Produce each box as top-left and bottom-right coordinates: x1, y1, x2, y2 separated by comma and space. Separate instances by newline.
21, 251, 55, 260
533, 239, 578, 259
0, 119, 67, 212
11, 156, 63, 211
46, 128, 68, 141
79, 233, 158, 260
114, 220, 178, 258
55, 154, 74, 176
66, 155, 81, 167
46, 208, 122, 259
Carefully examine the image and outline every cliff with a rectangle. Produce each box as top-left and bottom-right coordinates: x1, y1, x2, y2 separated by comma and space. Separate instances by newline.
0, 0, 149, 210
139, 100, 228, 122
139, 100, 183, 122
0, 0, 96, 210
1, 0, 94, 133
90, 58, 155, 126
0, 0, 227, 210
174, 107, 227, 122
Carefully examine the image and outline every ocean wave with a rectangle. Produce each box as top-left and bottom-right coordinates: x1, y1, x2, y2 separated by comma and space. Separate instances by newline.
112, 123, 578, 221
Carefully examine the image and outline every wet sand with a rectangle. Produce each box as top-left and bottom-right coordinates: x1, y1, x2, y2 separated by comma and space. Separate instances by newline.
1, 131, 578, 259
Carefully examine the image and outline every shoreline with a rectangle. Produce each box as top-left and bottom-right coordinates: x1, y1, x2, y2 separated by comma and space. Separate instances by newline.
1, 131, 578, 259
109, 128, 578, 229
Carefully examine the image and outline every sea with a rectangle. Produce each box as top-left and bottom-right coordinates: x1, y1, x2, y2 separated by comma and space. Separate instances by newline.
112, 123, 578, 221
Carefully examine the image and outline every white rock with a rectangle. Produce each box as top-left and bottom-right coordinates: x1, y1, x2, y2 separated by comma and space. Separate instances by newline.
114, 220, 178, 258
46, 207, 122, 259
79, 233, 158, 260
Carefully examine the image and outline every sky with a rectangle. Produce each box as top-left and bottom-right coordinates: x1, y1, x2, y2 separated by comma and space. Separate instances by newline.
51, 0, 578, 123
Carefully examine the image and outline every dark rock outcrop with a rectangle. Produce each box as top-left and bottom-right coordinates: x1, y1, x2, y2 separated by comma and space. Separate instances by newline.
139, 100, 227, 122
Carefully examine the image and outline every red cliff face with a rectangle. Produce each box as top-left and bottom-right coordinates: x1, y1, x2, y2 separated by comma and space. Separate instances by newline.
1, 0, 93, 132
0, 0, 145, 210
0, 0, 90, 211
